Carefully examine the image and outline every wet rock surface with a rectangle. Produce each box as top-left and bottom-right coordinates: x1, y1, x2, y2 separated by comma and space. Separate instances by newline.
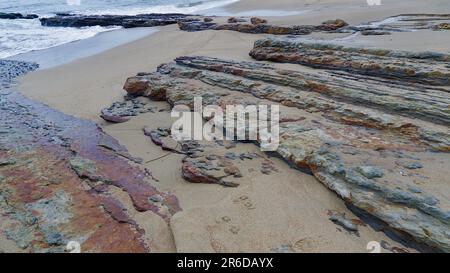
123, 52, 450, 252
0, 61, 180, 252
40, 13, 196, 28
178, 18, 348, 35
0, 12, 38, 20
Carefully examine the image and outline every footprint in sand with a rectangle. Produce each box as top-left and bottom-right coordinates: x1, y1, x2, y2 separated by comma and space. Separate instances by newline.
292, 237, 317, 252
233, 195, 256, 210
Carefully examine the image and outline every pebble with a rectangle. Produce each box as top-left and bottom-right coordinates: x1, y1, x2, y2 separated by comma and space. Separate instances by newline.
404, 162, 424, 170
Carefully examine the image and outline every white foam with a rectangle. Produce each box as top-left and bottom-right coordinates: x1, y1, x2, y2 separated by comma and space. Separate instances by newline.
82, 0, 240, 15
0, 0, 242, 59
0, 19, 118, 59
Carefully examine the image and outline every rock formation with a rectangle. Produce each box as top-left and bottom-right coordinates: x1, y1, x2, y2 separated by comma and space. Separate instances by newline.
123, 50, 450, 252
178, 18, 348, 35
0, 60, 180, 252
40, 13, 196, 28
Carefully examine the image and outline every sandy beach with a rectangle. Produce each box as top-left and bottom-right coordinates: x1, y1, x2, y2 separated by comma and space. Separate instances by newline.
1, 0, 449, 253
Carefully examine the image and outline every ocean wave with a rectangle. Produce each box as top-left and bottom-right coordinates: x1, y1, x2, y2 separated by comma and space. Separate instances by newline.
0, 0, 240, 59
0, 19, 118, 59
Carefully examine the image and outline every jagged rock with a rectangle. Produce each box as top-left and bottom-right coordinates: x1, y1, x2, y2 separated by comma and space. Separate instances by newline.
316, 19, 348, 31
182, 155, 241, 187
178, 18, 348, 35
100, 112, 131, 123
123, 55, 450, 252
40, 13, 196, 28
250, 38, 450, 86
405, 162, 424, 170
203, 17, 214, 23
250, 17, 267, 25
124, 73, 172, 100
0, 12, 38, 20
227, 17, 245, 23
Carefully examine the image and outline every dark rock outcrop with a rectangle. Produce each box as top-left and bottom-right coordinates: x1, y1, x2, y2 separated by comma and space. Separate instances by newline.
40, 13, 196, 28
178, 18, 348, 35
0, 12, 38, 20
123, 54, 450, 252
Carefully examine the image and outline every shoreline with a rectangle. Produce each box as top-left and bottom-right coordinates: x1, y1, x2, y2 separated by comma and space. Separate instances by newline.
8, 27, 158, 69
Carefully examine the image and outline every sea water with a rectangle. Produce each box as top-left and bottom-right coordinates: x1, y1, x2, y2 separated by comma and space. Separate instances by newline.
0, 0, 238, 58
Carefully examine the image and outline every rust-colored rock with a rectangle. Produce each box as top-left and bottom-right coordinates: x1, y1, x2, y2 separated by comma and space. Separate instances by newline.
0, 61, 181, 252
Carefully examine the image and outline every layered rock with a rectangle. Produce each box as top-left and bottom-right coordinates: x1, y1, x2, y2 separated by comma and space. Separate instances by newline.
250, 38, 450, 86
123, 54, 450, 252
178, 18, 348, 35
0, 12, 38, 20
40, 13, 196, 28
0, 61, 180, 252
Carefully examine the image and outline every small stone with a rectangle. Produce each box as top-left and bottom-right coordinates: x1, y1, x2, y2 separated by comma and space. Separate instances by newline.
203, 17, 213, 23
224, 152, 237, 160
404, 162, 423, 170
250, 17, 268, 25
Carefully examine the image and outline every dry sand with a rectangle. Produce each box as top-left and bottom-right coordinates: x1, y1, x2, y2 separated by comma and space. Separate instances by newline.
17, 0, 450, 252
